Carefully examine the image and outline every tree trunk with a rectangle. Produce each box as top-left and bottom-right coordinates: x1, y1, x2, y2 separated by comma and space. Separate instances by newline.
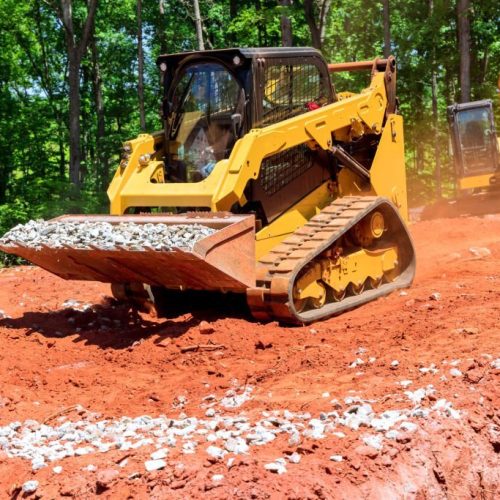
56, 0, 99, 189
278, 0, 293, 47
193, 0, 205, 50
382, 0, 391, 58
414, 78, 425, 173
137, 0, 146, 131
457, 0, 471, 103
431, 69, 441, 197
80, 62, 91, 184
479, 49, 489, 86
67, 49, 82, 186
158, 0, 168, 53
303, 0, 331, 51
255, 0, 263, 46
0, 175, 6, 205
304, 0, 321, 49
58, 128, 66, 179
230, 0, 237, 18
90, 35, 108, 188
429, 0, 441, 197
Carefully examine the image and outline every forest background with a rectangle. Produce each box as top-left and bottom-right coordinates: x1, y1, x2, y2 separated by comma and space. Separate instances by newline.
0, 0, 499, 260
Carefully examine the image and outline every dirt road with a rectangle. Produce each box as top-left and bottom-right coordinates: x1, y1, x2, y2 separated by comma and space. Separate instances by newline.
0, 215, 499, 499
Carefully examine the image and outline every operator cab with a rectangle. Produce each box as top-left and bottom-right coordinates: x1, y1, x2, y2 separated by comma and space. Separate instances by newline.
448, 100, 499, 183
157, 48, 335, 189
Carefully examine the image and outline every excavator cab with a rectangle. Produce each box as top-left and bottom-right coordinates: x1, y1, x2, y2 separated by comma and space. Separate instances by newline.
447, 100, 500, 192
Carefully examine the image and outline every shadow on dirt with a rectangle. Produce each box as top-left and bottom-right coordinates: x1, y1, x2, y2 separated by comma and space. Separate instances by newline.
0, 291, 251, 350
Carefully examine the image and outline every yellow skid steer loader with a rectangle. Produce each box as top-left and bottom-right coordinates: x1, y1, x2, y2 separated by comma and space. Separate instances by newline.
0, 48, 415, 324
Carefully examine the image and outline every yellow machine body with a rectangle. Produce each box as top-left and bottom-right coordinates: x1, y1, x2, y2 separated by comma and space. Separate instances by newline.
1, 48, 416, 324
108, 70, 408, 261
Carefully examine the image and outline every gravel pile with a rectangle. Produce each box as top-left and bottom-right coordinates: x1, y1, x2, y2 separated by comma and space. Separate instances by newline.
0, 220, 216, 251
0, 385, 461, 472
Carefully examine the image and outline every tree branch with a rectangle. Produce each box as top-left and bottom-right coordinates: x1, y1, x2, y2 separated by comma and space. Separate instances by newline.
79, 0, 99, 58
59, 0, 75, 45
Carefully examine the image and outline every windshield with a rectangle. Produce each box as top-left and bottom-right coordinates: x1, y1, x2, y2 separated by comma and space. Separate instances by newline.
167, 62, 244, 183
457, 107, 492, 149
456, 106, 496, 175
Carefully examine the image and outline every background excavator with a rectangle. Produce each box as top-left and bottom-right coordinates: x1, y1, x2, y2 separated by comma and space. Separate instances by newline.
422, 77, 500, 219
0, 48, 415, 324
448, 99, 499, 192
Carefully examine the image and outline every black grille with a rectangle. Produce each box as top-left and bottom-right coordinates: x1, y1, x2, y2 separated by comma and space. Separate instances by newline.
262, 63, 328, 126
259, 144, 314, 195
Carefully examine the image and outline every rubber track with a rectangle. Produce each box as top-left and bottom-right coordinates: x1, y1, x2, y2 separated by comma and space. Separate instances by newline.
247, 196, 414, 324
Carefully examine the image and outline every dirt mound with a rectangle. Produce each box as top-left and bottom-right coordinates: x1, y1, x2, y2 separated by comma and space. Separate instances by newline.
0, 215, 499, 498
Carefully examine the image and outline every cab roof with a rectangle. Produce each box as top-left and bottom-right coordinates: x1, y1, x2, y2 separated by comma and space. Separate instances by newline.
156, 47, 324, 68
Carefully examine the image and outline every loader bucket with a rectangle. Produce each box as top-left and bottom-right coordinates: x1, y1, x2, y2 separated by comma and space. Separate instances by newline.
0, 213, 256, 292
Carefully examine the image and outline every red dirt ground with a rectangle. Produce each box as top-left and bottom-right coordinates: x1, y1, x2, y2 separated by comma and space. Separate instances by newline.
0, 215, 499, 499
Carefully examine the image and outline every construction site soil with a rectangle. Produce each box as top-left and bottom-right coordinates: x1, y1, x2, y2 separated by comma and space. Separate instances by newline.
0, 214, 499, 499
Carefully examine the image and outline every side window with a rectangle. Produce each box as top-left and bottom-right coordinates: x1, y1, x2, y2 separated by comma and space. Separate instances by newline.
261, 63, 328, 126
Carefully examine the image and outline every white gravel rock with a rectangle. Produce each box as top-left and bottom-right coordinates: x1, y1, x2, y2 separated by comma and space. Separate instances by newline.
468, 246, 491, 258
22, 480, 39, 493
304, 419, 326, 439
370, 410, 404, 432
150, 448, 168, 460
449, 368, 463, 377
75, 446, 94, 456
206, 445, 226, 460
0, 309, 10, 319
31, 456, 46, 470
419, 364, 438, 374
399, 380, 413, 388
182, 441, 197, 454
385, 430, 400, 440
432, 399, 460, 419
349, 358, 364, 368
330, 455, 343, 462
287, 452, 301, 464
362, 434, 383, 450
399, 421, 418, 433
220, 386, 253, 408
405, 386, 435, 405
246, 425, 276, 445
490, 358, 500, 369
224, 437, 249, 454
342, 404, 373, 430
264, 458, 287, 474
145, 459, 166, 472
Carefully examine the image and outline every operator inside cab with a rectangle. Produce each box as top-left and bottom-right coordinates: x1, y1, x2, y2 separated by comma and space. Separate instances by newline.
167, 62, 245, 183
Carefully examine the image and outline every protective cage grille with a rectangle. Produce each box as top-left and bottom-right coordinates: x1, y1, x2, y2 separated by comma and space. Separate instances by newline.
259, 144, 314, 196
262, 63, 328, 126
